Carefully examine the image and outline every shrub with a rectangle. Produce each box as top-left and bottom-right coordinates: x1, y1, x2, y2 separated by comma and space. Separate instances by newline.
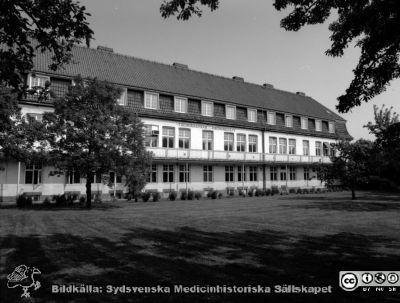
296, 188, 302, 194
211, 190, 218, 199
218, 192, 223, 199
43, 197, 51, 207
152, 192, 160, 202
229, 190, 234, 197
188, 191, 194, 200
79, 196, 86, 205
255, 189, 262, 197
16, 194, 32, 208
310, 188, 315, 194
194, 192, 202, 200
302, 188, 309, 194
248, 190, 253, 197
316, 188, 321, 193
206, 191, 212, 198
142, 192, 151, 202
289, 188, 296, 194
94, 194, 102, 203
271, 187, 280, 195
169, 191, 177, 201
265, 189, 271, 196
181, 191, 187, 200
55, 194, 67, 206
239, 190, 245, 197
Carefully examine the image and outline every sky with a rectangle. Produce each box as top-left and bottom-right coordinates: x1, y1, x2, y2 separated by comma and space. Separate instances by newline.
80, 0, 399, 140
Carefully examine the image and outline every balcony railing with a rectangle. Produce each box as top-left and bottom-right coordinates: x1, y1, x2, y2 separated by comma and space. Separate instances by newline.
147, 147, 331, 164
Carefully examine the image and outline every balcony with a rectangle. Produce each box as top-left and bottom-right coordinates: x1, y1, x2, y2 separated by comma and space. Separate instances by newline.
147, 147, 331, 164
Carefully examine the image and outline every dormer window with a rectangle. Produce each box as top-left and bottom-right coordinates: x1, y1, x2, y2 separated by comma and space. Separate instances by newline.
267, 111, 276, 125
117, 88, 127, 106
301, 117, 308, 130
174, 97, 188, 113
144, 92, 159, 110
315, 119, 322, 132
28, 74, 50, 88
285, 115, 293, 127
226, 105, 236, 120
248, 109, 257, 123
329, 122, 335, 133
201, 101, 214, 117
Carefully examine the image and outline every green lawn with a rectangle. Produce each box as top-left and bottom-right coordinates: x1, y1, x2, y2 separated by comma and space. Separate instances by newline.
1, 191, 400, 302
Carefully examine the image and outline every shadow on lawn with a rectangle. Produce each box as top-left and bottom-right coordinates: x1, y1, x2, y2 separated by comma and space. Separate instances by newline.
1, 227, 399, 303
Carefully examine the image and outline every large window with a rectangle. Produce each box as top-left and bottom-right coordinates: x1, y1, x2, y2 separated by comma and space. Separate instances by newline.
144, 92, 159, 109
301, 117, 308, 130
203, 166, 213, 182
225, 166, 234, 182
289, 167, 296, 180
315, 119, 322, 132
25, 163, 42, 185
202, 131, 213, 150
279, 138, 287, 154
144, 125, 159, 147
285, 115, 293, 128
147, 165, 157, 183
329, 122, 335, 133
162, 127, 175, 148
163, 165, 174, 183
315, 141, 322, 156
280, 166, 287, 181
201, 101, 214, 117
174, 97, 188, 113
304, 167, 310, 180
110, 172, 122, 183
269, 137, 277, 154
179, 165, 190, 183
29, 74, 49, 88
248, 109, 257, 123
303, 140, 310, 156
66, 171, 80, 184
224, 133, 234, 151
117, 88, 127, 106
248, 135, 257, 153
267, 111, 276, 125
249, 166, 257, 181
178, 129, 190, 149
323, 142, 330, 156
238, 166, 246, 182
226, 105, 236, 120
288, 139, 296, 155
270, 167, 277, 181
237, 134, 246, 152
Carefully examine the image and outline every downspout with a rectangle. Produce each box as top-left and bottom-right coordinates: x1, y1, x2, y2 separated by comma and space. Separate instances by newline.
262, 124, 266, 191
16, 161, 21, 197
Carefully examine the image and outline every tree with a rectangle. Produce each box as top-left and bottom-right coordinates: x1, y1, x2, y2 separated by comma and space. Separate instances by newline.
160, 0, 400, 113
42, 76, 151, 208
316, 139, 373, 200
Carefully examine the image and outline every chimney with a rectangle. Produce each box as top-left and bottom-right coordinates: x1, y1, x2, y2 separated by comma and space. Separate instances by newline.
232, 76, 244, 82
263, 83, 274, 89
296, 91, 306, 96
172, 62, 188, 69
97, 46, 114, 53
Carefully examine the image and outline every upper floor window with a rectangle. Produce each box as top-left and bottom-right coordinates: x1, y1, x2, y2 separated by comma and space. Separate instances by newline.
201, 101, 214, 117
315, 119, 322, 132
144, 125, 159, 147
303, 140, 309, 156
267, 111, 276, 125
202, 131, 213, 150
279, 138, 287, 154
174, 97, 188, 113
248, 135, 257, 153
117, 88, 127, 106
28, 74, 50, 88
66, 171, 80, 184
224, 133, 234, 151
285, 115, 293, 128
288, 139, 296, 155
226, 105, 236, 120
301, 117, 308, 130
237, 134, 246, 152
269, 137, 277, 154
329, 122, 335, 133
162, 127, 175, 148
144, 92, 159, 109
25, 163, 42, 185
178, 128, 190, 149
248, 109, 257, 123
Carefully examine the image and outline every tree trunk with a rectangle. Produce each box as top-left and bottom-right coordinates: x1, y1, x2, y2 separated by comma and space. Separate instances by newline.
351, 186, 356, 200
86, 171, 93, 209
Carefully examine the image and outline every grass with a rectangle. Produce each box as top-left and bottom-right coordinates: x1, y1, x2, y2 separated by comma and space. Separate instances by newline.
1, 191, 400, 302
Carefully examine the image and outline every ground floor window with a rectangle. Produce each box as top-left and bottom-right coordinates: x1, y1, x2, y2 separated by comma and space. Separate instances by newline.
225, 166, 234, 182
67, 171, 80, 184
146, 165, 157, 183
289, 167, 296, 180
249, 166, 257, 181
203, 166, 213, 182
270, 167, 277, 181
25, 163, 42, 185
163, 165, 174, 183
304, 167, 310, 180
280, 166, 287, 181
179, 164, 190, 183
238, 166, 246, 182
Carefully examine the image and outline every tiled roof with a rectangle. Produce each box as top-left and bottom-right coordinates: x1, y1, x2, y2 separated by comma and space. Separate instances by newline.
31, 45, 345, 122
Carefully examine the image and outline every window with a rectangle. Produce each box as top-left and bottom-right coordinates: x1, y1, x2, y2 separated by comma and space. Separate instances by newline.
248, 109, 257, 122
249, 166, 257, 181
248, 135, 257, 153
66, 171, 80, 184
315, 141, 322, 156
201, 101, 214, 117
203, 166, 213, 182
330, 143, 336, 157
304, 167, 310, 180
289, 167, 296, 180
329, 122, 335, 133
285, 115, 293, 127
144, 125, 159, 147
280, 166, 287, 181
178, 129, 190, 149
179, 165, 190, 182
225, 166, 234, 182
109, 172, 122, 184
279, 138, 287, 154
163, 165, 174, 183
269, 137, 277, 154
226, 105, 236, 120
94, 171, 102, 183
323, 142, 329, 156
237, 134, 246, 152
146, 165, 157, 183
303, 140, 310, 156
144, 92, 159, 109
174, 97, 188, 113
288, 139, 296, 155
25, 163, 42, 185
29, 74, 49, 88
315, 119, 322, 132
26, 113, 43, 122
267, 111, 276, 125
238, 166, 246, 182
301, 117, 308, 130
270, 167, 277, 181
224, 133, 234, 151
202, 131, 213, 150
162, 127, 175, 148
117, 88, 127, 106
